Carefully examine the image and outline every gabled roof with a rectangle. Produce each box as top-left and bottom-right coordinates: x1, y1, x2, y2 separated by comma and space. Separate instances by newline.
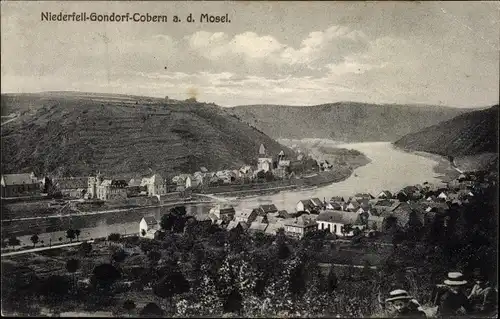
249, 222, 268, 232
54, 177, 88, 190
128, 178, 142, 187
367, 215, 385, 230
330, 196, 345, 203
1, 173, 37, 186
375, 199, 394, 207
254, 216, 268, 224
235, 210, 255, 218
354, 193, 374, 199
260, 204, 278, 213
326, 202, 342, 210
309, 198, 323, 207
100, 179, 113, 186
220, 206, 236, 214
284, 215, 317, 228
142, 216, 158, 226
377, 190, 393, 198
317, 210, 359, 225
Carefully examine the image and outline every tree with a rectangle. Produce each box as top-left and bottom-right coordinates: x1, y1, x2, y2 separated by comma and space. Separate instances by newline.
153, 269, 190, 300
30, 234, 39, 248
160, 213, 175, 231
277, 241, 291, 260
223, 289, 243, 314
8, 236, 20, 247
108, 233, 121, 242
256, 171, 266, 180
92, 263, 121, 291
66, 229, 76, 243
66, 258, 80, 291
58, 237, 63, 243
75, 229, 81, 241
264, 171, 274, 182
40, 275, 71, 304
326, 264, 338, 293
139, 302, 163, 318
123, 300, 136, 317
148, 250, 162, 266
79, 241, 92, 256
111, 247, 128, 263
341, 224, 353, 237
141, 229, 146, 237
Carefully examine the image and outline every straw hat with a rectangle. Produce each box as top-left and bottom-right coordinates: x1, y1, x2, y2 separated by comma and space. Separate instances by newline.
385, 289, 413, 302
444, 272, 468, 286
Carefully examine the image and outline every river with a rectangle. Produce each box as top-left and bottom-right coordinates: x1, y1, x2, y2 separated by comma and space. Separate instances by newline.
13, 142, 446, 248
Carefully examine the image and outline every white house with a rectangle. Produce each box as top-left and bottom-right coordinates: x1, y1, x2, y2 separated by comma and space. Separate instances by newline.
209, 204, 236, 222
316, 210, 364, 237
234, 209, 258, 224
284, 215, 318, 239
239, 165, 253, 178
377, 190, 393, 199
139, 216, 160, 239
437, 192, 448, 200
174, 174, 192, 191
296, 198, 323, 212
140, 174, 166, 196
257, 158, 273, 173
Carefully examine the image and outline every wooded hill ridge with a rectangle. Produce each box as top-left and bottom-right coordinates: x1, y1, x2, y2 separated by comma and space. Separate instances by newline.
1, 92, 296, 179
227, 102, 474, 141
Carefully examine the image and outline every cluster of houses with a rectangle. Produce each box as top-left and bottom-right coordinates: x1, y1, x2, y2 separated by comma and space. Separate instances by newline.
0, 143, 301, 201
137, 171, 495, 240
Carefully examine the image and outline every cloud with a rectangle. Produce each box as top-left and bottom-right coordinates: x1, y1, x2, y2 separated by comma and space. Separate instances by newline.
183, 26, 369, 75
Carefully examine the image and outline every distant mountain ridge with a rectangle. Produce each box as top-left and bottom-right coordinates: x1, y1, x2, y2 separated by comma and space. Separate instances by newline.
1, 92, 296, 179
394, 105, 499, 171
227, 102, 473, 141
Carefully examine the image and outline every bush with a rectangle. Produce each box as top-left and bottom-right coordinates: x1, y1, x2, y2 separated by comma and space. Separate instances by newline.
108, 233, 121, 242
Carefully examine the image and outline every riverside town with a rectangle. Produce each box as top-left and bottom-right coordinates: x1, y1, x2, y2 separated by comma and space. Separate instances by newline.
1, 1, 498, 318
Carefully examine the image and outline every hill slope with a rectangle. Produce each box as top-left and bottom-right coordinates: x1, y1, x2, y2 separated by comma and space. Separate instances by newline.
1, 93, 296, 179
227, 102, 472, 141
394, 105, 499, 171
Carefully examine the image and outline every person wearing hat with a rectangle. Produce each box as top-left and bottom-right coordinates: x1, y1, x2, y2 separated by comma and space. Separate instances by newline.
467, 273, 496, 315
385, 289, 426, 318
436, 272, 473, 316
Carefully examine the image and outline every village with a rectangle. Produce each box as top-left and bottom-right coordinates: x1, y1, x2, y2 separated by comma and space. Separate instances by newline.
137, 169, 495, 241
2, 142, 496, 249
1, 143, 326, 202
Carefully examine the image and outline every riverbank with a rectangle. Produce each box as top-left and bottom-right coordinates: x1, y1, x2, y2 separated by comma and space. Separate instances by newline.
205, 166, 355, 199
392, 144, 460, 183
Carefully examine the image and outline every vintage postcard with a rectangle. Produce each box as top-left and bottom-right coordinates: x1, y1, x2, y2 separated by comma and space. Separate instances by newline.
1, 1, 498, 317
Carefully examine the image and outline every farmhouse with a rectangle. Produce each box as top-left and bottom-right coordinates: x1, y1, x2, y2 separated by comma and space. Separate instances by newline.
256, 204, 279, 216
140, 174, 166, 196
174, 174, 192, 191
234, 209, 258, 224
377, 190, 393, 199
296, 198, 323, 212
96, 179, 128, 201
209, 204, 236, 222
139, 216, 160, 239
1, 172, 40, 198
316, 210, 364, 237
52, 177, 87, 198
283, 215, 318, 239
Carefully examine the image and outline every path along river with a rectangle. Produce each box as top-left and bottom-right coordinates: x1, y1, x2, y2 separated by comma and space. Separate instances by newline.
13, 142, 447, 247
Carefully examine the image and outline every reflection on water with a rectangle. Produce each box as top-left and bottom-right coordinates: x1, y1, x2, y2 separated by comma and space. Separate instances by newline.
17, 142, 444, 247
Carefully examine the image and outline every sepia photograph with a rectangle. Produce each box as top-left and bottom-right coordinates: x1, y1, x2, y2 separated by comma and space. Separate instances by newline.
1, 1, 499, 317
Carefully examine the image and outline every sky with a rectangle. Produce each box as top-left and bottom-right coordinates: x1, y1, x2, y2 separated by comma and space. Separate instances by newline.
1, 1, 499, 107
